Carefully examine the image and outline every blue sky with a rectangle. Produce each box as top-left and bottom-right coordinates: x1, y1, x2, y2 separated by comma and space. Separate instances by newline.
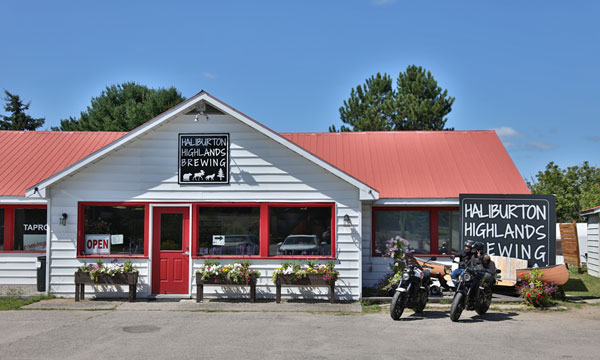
1, 0, 598, 181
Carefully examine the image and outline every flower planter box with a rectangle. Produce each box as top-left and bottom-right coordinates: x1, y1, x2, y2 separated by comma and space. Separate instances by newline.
275, 274, 336, 304
195, 273, 257, 303
74, 272, 139, 302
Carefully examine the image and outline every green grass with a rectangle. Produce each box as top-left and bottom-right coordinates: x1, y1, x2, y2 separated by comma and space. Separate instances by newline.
0, 295, 54, 311
360, 300, 383, 313
562, 266, 600, 299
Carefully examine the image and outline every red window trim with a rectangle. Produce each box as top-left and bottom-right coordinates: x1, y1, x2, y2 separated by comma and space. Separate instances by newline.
192, 202, 336, 260
0, 205, 46, 252
371, 206, 459, 257
77, 202, 150, 259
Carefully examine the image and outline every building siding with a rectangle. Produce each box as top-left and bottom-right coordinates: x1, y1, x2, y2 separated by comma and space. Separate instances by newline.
587, 215, 599, 277
47, 114, 362, 300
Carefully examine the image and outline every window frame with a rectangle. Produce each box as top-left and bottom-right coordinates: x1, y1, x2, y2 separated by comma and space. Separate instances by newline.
0, 205, 47, 253
77, 202, 150, 259
192, 202, 336, 260
371, 206, 459, 257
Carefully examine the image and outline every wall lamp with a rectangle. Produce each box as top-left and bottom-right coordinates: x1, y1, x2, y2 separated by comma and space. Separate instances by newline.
193, 103, 207, 122
59, 213, 68, 226
343, 214, 352, 227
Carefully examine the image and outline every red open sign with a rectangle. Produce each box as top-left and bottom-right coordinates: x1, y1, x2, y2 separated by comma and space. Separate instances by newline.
84, 234, 111, 255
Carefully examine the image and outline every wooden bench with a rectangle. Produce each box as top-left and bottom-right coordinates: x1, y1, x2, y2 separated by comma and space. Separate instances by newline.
196, 273, 257, 303
74, 272, 138, 302
275, 274, 336, 304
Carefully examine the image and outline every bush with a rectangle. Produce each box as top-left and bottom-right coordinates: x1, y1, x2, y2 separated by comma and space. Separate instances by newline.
517, 268, 558, 307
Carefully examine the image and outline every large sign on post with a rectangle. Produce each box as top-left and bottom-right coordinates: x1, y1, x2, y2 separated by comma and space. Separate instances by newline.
178, 133, 229, 184
460, 194, 556, 267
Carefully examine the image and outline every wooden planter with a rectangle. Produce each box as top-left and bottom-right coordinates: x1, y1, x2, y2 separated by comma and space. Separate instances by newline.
275, 274, 336, 304
196, 273, 257, 303
74, 271, 139, 302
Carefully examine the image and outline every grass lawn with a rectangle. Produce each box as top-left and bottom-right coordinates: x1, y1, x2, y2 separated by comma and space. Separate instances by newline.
0, 295, 54, 311
562, 266, 600, 299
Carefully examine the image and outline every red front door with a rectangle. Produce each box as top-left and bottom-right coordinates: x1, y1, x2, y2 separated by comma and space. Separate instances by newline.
152, 207, 189, 294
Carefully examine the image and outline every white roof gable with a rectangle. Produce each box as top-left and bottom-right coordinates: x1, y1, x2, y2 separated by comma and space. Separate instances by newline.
26, 91, 379, 200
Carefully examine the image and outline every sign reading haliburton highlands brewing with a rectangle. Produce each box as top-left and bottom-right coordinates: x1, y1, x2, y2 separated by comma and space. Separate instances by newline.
460, 194, 556, 267
178, 133, 229, 184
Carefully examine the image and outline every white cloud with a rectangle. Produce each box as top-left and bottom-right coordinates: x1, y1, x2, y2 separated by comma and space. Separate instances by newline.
526, 141, 558, 151
202, 72, 217, 79
371, 0, 397, 5
493, 126, 523, 138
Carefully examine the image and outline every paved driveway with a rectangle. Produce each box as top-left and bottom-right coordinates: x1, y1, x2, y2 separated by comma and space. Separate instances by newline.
1, 305, 599, 359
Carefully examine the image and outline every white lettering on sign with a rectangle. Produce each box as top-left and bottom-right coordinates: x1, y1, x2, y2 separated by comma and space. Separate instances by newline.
23, 224, 48, 231
84, 234, 111, 255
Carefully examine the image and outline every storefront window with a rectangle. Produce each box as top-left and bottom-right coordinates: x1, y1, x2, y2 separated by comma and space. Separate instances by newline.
438, 210, 460, 254
82, 205, 145, 255
13, 209, 47, 251
269, 206, 332, 256
374, 210, 430, 255
197, 207, 260, 256
0, 208, 4, 250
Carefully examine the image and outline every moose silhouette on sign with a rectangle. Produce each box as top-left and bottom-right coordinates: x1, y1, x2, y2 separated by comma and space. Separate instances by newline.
193, 170, 205, 181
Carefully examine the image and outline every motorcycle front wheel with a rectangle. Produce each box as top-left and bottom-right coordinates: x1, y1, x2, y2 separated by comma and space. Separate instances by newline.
476, 290, 492, 316
450, 292, 464, 322
390, 291, 407, 320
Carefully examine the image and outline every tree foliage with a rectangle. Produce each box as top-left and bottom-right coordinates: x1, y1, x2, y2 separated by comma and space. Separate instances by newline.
54, 82, 185, 131
0, 90, 45, 130
331, 65, 454, 132
528, 161, 600, 222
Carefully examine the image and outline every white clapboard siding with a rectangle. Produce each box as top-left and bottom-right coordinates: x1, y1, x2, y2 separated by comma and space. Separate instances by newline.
587, 215, 599, 277
47, 113, 363, 299
0, 253, 40, 286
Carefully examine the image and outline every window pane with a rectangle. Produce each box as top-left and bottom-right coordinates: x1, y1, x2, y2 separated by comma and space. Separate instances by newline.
197, 207, 260, 256
269, 207, 332, 256
83, 206, 145, 255
0, 209, 4, 250
438, 210, 460, 254
160, 213, 183, 250
14, 209, 47, 251
374, 210, 430, 254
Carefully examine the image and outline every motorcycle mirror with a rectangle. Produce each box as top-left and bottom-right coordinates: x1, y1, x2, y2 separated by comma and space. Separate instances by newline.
495, 269, 501, 274
430, 256, 437, 261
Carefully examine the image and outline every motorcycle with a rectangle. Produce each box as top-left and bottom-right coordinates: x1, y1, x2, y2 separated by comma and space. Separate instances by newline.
390, 254, 434, 320
449, 261, 501, 322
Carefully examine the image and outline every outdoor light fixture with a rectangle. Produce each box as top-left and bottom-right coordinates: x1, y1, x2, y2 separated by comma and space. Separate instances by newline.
59, 213, 68, 226
191, 103, 208, 121
343, 214, 352, 227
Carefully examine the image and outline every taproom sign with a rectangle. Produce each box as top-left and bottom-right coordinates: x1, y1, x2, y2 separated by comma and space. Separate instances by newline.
460, 194, 556, 267
179, 133, 229, 184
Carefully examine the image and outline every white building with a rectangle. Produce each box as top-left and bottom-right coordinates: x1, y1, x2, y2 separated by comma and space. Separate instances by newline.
0, 92, 529, 300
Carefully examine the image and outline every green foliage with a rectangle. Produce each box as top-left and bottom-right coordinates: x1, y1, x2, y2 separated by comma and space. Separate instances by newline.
528, 161, 600, 222
195, 261, 260, 284
271, 261, 339, 283
53, 82, 185, 131
0, 90, 45, 130
517, 268, 558, 308
331, 65, 454, 132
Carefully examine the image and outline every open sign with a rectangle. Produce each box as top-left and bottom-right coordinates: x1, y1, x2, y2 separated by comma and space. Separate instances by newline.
84, 234, 111, 255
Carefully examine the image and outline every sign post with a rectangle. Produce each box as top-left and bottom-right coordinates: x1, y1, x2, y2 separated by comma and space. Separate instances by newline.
460, 194, 556, 267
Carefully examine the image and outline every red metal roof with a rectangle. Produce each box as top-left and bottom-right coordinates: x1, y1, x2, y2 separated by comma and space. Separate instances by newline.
0, 129, 529, 199
281, 131, 530, 199
0, 131, 126, 196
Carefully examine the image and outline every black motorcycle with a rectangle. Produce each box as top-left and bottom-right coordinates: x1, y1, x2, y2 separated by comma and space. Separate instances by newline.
449, 261, 501, 322
390, 254, 434, 320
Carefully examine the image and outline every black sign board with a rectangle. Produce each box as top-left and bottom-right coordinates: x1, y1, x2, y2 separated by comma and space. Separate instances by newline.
178, 133, 229, 184
460, 194, 556, 267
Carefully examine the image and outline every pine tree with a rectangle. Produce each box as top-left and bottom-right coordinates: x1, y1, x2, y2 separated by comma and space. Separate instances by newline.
217, 168, 225, 181
0, 91, 45, 130
331, 65, 454, 132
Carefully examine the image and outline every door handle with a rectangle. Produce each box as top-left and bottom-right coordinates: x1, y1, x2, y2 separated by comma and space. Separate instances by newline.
183, 251, 190, 256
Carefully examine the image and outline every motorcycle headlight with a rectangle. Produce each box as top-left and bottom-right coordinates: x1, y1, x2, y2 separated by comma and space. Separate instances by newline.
463, 272, 472, 282
402, 272, 410, 281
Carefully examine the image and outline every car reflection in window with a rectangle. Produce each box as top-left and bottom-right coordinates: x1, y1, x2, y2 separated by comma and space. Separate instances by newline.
277, 235, 327, 256
214, 234, 258, 256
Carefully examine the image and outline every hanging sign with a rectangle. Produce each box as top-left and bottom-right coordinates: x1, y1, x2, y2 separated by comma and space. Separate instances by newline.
179, 133, 229, 184
84, 234, 111, 255
460, 194, 556, 267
